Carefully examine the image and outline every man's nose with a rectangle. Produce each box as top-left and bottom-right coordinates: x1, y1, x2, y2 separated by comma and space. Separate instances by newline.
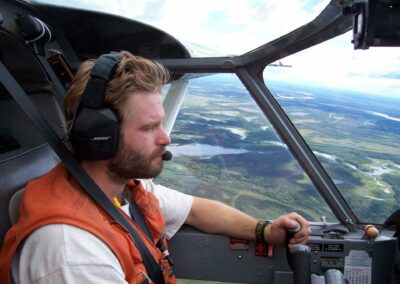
158, 127, 171, 146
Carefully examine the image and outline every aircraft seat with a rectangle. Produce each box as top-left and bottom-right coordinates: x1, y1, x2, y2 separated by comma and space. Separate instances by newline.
0, 144, 59, 246
0, 87, 63, 247
0, 89, 62, 247
0, 28, 65, 246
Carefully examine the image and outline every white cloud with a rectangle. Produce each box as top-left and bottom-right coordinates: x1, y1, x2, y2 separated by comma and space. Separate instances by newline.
132, 0, 331, 55
269, 30, 400, 96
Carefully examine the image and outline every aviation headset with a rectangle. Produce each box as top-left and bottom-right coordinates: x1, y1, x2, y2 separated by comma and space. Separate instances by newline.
70, 52, 121, 160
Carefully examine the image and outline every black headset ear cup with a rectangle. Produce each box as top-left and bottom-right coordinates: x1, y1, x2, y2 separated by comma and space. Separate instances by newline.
69, 52, 121, 160
70, 107, 119, 160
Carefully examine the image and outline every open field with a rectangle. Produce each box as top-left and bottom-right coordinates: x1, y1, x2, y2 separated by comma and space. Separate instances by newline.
156, 76, 400, 224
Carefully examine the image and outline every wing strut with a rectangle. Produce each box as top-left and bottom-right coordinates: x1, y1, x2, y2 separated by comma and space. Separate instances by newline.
162, 80, 189, 135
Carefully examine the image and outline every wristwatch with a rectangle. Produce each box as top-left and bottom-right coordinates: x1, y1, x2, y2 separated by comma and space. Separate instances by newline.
255, 219, 272, 243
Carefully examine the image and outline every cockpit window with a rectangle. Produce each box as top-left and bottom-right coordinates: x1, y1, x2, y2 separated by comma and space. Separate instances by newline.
264, 31, 400, 224
156, 74, 336, 222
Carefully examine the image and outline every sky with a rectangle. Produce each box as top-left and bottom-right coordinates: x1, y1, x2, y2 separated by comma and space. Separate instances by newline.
31, 0, 400, 97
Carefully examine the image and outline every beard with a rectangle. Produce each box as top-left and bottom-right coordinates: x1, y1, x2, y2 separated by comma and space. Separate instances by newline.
107, 140, 165, 184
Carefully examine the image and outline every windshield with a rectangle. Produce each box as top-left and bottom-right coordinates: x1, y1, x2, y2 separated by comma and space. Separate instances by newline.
264, 31, 400, 224
25, 0, 329, 57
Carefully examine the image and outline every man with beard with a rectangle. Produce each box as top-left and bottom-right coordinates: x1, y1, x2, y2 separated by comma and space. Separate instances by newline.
0, 51, 310, 284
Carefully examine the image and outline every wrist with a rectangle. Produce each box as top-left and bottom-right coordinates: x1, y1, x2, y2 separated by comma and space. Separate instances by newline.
255, 220, 272, 243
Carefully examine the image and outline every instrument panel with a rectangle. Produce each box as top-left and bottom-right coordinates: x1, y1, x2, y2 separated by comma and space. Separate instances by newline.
170, 226, 397, 283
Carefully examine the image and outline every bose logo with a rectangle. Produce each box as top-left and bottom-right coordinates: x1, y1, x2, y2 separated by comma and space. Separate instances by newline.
91, 136, 112, 141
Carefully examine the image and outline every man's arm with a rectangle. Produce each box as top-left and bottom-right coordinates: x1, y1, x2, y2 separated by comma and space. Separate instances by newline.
185, 197, 310, 247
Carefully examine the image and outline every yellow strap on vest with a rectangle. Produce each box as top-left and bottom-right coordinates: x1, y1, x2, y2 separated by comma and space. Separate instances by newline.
112, 197, 122, 208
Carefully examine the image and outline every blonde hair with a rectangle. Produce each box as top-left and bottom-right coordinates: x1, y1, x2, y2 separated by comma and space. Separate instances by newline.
64, 51, 170, 126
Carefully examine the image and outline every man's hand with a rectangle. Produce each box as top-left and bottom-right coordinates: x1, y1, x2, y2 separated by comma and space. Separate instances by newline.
263, 212, 310, 247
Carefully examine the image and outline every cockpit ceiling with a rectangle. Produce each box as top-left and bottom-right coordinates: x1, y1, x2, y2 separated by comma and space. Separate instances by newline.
29, 4, 191, 61
22, 0, 331, 58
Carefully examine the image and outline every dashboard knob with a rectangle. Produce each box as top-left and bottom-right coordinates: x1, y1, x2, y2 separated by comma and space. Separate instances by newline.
364, 225, 379, 239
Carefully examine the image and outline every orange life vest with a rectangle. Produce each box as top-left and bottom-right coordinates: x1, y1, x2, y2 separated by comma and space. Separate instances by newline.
0, 163, 175, 284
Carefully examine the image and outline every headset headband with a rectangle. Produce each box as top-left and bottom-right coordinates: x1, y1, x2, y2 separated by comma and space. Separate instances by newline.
81, 52, 121, 109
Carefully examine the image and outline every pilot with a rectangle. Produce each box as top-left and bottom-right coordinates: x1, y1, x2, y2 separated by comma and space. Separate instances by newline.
0, 51, 310, 284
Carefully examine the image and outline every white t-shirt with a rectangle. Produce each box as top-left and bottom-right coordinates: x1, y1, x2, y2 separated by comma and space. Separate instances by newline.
11, 180, 193, 284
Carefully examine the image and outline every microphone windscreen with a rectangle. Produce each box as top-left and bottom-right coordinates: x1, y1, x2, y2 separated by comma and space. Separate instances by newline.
162, 150, 173, 161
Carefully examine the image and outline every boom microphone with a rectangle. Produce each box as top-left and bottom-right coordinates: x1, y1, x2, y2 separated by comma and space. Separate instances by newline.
162, 150, 173, 161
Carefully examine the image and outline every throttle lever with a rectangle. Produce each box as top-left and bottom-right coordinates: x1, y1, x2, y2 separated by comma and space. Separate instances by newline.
286, 221, 311, 284
285, 221, 301, 245
285, 221, 301, 270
